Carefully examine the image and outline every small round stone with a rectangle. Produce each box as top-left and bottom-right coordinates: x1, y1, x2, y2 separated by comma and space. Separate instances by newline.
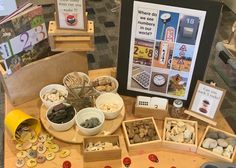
217, 139, 228, 147
16, 158, 25, 168
205, 132, 218, 139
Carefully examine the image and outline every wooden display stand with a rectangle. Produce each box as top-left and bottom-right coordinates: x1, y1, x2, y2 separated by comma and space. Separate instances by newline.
0, 51, 88, 106
48, 20, 94, 51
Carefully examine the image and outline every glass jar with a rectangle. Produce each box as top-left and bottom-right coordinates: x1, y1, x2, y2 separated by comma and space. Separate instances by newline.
170, 99, 184, 118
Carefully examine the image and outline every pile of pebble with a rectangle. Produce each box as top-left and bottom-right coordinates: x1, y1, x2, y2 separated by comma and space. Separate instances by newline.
125, 119, 159, 144
164, 120, 196, 144
92, 77, 116, 92
47, 103, 75, 124
202, 130, 236, 158
85, 141, 119, 151
15, 133, 71, 168
42, 89, 67, 103
80, 117, 101, 128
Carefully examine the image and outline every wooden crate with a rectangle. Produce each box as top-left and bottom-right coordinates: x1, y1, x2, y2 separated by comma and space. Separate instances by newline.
162, 117, 198, 152
48, 20, 94, 52
122, 117, 161, 154
197, 126, 236, 163
83, 135, 121, 162
134, 101, 169, 120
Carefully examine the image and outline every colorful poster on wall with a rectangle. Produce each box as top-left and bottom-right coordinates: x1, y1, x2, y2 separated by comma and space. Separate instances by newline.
127, 1, 206, 100
56, 0, 87, 30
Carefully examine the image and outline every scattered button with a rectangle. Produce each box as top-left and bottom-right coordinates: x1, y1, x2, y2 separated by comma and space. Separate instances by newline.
37, 154, 46, 163
27, 149, 37, 159
123, 157, 131, 167
16, 158, 25, 168
22, 142, 32, 150
37, 144, 47, 154
16, 151, 27, 158
63, 161, 71, 168
148, 154, 159, 163
49, 144, 60, 153
60, 149, 71, 158
45, 151, 55, 161
16, 143, 23, 150
26, 158, 37, 167
38, 134, 47, 143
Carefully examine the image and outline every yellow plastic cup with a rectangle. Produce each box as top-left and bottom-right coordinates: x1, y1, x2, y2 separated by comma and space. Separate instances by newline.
4, 109, 41, 141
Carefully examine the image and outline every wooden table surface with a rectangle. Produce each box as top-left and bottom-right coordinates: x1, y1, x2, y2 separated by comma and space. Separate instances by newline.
4, 68, 236, 168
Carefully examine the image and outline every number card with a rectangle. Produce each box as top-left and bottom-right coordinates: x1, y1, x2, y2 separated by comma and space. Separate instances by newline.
185, 81, 226, 126
116, 0, 222, 106
55, 0, 87, 30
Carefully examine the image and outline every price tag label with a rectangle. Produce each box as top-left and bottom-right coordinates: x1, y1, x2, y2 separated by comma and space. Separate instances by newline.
133, 40, 153, 60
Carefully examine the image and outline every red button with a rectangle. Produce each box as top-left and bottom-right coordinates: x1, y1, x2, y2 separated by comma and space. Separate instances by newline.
148, 154, 159, 163
63, 161, 71, 168
123, 157, 131, 167
104, 166, 112, 168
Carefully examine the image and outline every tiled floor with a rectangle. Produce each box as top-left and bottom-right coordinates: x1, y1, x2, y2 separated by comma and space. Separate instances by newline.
0, 2, 236, 167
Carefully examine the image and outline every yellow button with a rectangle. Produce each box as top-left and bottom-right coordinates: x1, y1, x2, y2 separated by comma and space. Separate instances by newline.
59, 149, 71, 158
45, 151, 55, 161
16, 151, 27, 158
48, 144, 60, 153
26, 158, 37, 167
37, 144, 47, 154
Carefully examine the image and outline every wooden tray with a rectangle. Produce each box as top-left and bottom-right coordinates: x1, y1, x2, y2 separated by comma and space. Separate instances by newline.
39, 105, 125, 144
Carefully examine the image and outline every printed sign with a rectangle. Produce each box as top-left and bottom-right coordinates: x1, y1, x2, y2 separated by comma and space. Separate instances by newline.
127, 1, 206, 100
56, 0, 87, 30
189, 81, 226, 119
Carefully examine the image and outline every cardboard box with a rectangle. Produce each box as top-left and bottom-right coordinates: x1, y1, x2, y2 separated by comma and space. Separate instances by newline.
122, 117, 161, 154
162, 117, 198, 152
197, 126, 236, 163
83, 135, 121, 162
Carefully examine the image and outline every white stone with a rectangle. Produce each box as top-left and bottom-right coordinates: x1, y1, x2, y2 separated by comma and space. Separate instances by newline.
202, 138, 217, 149
170, 133, 184, 143
213, 146, 223, 155
223, 151, 231, 158
225, 144, 234, 153
183, 129, 192, 141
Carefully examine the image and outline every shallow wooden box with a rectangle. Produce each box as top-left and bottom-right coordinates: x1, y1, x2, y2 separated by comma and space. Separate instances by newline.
197, 126, 236, 163
48, 20, 94, 52
83, 135, 121, 162
162, 117, 198, 152
134, 101, 169, 120
122, 117, 162, 154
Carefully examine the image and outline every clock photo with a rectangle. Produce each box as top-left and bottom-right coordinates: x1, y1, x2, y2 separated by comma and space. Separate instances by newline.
153, 74, 166, 86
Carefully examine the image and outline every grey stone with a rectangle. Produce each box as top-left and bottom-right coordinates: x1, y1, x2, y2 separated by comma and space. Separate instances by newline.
206, 132, 218, 139
218, 132, 227, 139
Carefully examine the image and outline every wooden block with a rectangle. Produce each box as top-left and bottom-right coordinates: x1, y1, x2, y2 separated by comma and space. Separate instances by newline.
83, 135, 122, 162
0, 51, 88, 106
122, 117, 161, 154
134, 102, 169, 120
197, 126, 236, 163
48, 20, 94, 51
162, 117, 198, 152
